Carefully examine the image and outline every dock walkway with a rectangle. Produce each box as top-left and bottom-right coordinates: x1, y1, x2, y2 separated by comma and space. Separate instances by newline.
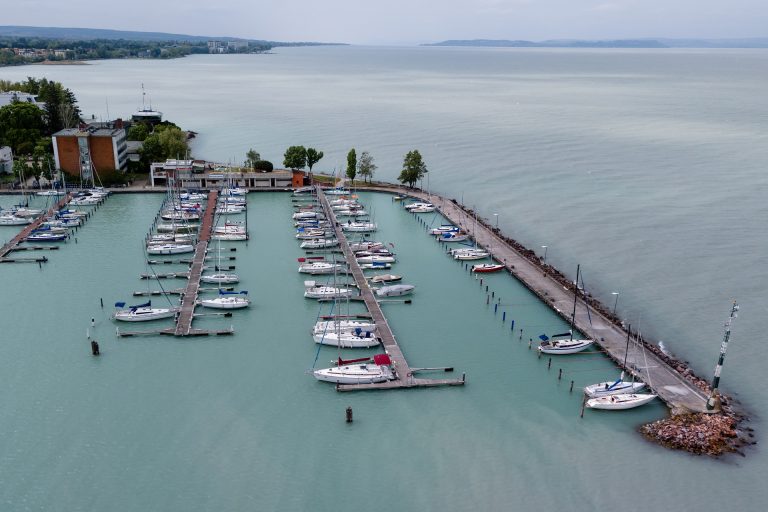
175, 191, 219, 336
315, 187, 465, 391
0, 194, 71, 262
361, 185, 709, 412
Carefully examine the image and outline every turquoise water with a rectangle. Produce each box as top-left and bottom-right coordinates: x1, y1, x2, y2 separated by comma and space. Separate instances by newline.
2, 46, 767, 509
0, 191, 758, 511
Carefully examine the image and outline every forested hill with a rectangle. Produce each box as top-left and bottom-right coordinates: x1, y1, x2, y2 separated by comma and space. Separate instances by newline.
0, 26, 345, 46
424, 38, 768, 48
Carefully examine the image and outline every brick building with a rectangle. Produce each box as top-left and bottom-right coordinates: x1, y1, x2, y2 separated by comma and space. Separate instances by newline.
52, 123, 128, 178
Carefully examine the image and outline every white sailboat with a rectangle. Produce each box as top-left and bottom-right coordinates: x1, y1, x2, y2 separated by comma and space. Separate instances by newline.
585, 393, 657, 410
199, 291, 251, 309
298, 261, 346, 274
584, 326, 646, 397
375, 284, 415, 297
112, 300, 178, 322
313, 330, 381, 348
313, 354, 394, 384
303, 281, 354, 300
538, 265, 594, 355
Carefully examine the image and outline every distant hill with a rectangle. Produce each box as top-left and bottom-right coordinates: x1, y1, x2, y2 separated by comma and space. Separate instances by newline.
424, 38, 768, 49
0, 25, 344, 46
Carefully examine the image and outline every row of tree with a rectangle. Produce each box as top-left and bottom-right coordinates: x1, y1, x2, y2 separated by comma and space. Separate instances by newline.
278, 144, 427, 187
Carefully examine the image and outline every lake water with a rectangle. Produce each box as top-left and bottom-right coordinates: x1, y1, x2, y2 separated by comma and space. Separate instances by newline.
2, 47, 767, 510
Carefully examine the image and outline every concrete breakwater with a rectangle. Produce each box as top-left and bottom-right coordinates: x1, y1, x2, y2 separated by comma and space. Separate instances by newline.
356, 181, 749, 455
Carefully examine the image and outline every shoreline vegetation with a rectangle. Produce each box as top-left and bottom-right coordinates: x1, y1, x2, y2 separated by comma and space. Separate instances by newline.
0, 25, 346, 67
423, 37, 768, 48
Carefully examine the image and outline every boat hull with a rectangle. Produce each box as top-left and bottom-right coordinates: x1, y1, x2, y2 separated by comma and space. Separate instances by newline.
586, 393, 657, 410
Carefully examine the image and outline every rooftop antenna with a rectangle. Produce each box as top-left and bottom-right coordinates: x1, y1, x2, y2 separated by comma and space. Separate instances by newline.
141, 83, 146, 110
105, 98, 110, 122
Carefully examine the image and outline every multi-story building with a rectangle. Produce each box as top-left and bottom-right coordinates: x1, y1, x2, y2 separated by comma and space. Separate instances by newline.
52, 122, 128, 178
207, 41, 227, 54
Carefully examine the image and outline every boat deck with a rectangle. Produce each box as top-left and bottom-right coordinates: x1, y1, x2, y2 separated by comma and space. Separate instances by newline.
316, 186, 465, 392
0, 194, 72, 263
363, 185, 710, 412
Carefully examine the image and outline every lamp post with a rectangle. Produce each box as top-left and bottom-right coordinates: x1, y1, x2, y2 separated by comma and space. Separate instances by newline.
493, 213, 499, 230
541, 245, 548, 264
612, 292, 620, 315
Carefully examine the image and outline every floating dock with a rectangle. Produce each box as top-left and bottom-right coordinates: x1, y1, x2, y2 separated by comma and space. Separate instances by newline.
0, 194, 71, 263
315, 186, 465, 391
365, 185, 710, 412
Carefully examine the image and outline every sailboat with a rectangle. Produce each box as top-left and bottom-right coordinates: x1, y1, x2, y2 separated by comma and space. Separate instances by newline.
584, 325, 646, 397
199, 290, 251, 309
538, 265, 594, 355
112, 300, 178, 322
585, 393, 657, 410
313, 354, 394, 383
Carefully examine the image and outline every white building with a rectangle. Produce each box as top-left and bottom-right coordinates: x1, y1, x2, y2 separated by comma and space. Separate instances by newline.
0, 91, 45, 109
0, 146, 13, 174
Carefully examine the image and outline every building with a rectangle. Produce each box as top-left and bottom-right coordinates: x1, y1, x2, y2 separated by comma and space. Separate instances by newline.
207, 41, 227, 54
0, 91, 44, 109
227, 41, 248, 51
149, 160, 305, 189
52, 122, 128, 178
0, 146, 13, 174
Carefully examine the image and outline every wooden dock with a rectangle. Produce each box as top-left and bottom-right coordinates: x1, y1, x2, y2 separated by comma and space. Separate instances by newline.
363, 185, 710, 412
0, 194, 72, 262
315, 187, 465, 392
174, 191, 219, 336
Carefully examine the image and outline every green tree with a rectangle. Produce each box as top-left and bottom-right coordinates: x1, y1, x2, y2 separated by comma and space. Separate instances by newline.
306, 147, 323, 172
245, 148, 261, 169
346, 148, 357, 181
357, 151, 377, 183
253, 160, 273, 171
139, 125, 189, 168
283, 145, 307, 170
398, 149, 428, 188
0, 102, 45, 154
127, 123, 149, 141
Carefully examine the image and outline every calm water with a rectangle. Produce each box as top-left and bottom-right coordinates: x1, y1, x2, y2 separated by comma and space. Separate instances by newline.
2, 47, 768, 510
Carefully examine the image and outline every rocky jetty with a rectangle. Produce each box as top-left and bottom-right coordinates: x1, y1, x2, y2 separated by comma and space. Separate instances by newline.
639, 412, 750, 456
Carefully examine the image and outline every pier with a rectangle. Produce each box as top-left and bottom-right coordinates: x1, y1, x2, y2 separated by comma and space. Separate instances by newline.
0, 194, 71, 263
363, 184, 710, 412
118, 191, 233, 337
315, 186, 465, 391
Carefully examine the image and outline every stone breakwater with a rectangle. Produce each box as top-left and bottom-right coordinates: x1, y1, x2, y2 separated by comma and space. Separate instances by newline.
640, 413, 754, 457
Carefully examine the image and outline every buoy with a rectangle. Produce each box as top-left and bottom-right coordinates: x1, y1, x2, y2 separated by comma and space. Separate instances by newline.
91, 340, 100, 356
91, 318, 95, 327
346, 406, 353, 423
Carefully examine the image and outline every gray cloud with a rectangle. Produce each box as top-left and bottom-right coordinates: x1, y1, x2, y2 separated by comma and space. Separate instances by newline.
3, 0, 767, 44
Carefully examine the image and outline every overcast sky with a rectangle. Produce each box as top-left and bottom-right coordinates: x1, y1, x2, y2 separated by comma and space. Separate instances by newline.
6, 0, 768, 44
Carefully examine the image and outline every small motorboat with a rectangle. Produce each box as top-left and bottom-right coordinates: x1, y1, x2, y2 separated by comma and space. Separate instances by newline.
359, 262, 392, 270
409, 204, 435, 213
313, 354, 394, 384
429, 225, 458, 235
324, 188, 351, 196
349, 241, 384, 252
404, 202, 433, 211
211, 233, 248, 241
471, 263, 505, 273
375, 284, 415, 297
439, 232, 469, 243
26, 232, 67, 242
586, 393, 657, 410
370, 274, 402, 284
0, 215, 32, 226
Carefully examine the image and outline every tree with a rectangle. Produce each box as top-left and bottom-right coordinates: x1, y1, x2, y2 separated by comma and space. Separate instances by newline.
398, 149, 428, 188
127, 123, 149, 141
357, 151, 377, 183
0, 102, 45, 154
306, 147, 323, 172
253, 160, 273, 171
283, 145, 307, 170
346, 148, 357, 181
245, 148, 260, 169
139, 125, 189, 168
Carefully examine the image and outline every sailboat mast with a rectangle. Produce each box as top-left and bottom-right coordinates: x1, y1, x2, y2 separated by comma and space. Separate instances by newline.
706, 301, 739, 411
622, 324, 632, 369
570, 264, 580, 341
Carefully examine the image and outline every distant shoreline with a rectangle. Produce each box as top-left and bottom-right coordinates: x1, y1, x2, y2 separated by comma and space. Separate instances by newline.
39, 60, 89, 65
